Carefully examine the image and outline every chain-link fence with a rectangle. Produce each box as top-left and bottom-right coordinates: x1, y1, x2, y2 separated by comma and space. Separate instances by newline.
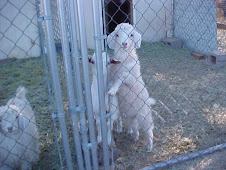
0, 0, 50, 169
1, 0, 226, 169
0, 0, 67, 169
0, 0, 41, 59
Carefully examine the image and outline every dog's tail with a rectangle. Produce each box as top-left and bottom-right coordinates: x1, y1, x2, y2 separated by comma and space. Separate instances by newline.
147, 98, 165, 123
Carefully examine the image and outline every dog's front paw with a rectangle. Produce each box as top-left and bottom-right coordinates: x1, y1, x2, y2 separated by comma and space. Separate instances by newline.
108, 88, 117, 96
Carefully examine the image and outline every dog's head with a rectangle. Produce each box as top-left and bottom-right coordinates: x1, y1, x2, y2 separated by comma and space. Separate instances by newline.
0, 87, 30, 134
0, 106, 29, 134
107, 23, 142, 50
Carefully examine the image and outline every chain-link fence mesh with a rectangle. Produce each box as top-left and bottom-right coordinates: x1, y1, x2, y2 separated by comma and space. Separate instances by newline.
103, 1, 226, 169
0, 0, 41, 59
1, 0, 226, 169
0, 0, 63, 169
0, 86, 40, 169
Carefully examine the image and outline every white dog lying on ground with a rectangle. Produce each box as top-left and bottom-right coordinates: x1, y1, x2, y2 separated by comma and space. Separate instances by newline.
0, 86, 40, 170
107, 23, 156, 152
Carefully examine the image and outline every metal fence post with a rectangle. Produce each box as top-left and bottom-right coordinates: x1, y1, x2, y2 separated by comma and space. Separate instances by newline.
68, 0, 101, 168
42, 0, 73, 169
91, 0, 110, 169
75, 0, 100, 169
35, 0, 65, 168
56, 0, 85, 169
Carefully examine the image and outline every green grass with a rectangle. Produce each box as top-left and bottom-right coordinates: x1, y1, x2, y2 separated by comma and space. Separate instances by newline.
0, 57, 47, 105
0, 57, 57, 169
1, 42, 225, 170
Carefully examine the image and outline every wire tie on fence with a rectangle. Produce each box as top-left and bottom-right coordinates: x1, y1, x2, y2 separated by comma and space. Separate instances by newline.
72, 51, 80, 58
82, 142, 98, 151
57, 112, 65, 118
52, 112, 65, 118
38, 15, 52, 22
94, 35, 107, 40
51, 112, 57, 119
44, 46, 47, 54
82, 143, 88, 151
87, 143, 93, 149
69, 105, 86, 114
80, 128, 88, 135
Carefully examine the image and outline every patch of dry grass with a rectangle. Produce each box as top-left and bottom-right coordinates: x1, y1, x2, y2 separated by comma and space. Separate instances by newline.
114, 42, 226, 169
0, 41, 225, 169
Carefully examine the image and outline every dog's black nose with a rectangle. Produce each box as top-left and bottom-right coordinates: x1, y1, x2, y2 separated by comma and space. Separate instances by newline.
122, 42, 127, 46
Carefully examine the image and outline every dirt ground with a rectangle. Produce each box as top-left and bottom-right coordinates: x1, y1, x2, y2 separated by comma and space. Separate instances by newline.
0, 39, 225, 169
109, 41, 225, 169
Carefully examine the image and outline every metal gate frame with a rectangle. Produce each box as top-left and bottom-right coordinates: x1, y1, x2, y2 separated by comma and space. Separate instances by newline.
36, 0, 226, 169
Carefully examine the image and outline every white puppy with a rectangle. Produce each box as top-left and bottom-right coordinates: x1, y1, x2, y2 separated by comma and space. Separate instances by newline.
107, 23, 155, 151
90, 52, 121, 146
0, 87, 40, 170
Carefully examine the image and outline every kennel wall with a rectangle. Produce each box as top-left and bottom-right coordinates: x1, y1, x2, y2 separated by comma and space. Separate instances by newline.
0, 0, 41, 60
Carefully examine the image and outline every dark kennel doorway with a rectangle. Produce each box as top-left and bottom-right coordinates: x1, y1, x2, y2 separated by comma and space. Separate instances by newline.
105, 0, 133, 34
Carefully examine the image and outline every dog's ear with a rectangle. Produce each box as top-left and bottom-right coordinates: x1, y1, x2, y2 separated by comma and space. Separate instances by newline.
107, 31, 116, 49
18, 114, 29, 131
134, 30, 141, 49
16, 86, 27, 99
110, 58, 121, 64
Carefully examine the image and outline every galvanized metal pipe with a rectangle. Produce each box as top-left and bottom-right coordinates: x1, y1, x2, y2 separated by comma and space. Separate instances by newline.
91, 0, 110, 169
69, 0, 99, 169
56, 0, 85, 169
140, 143, 226, 170
171, 0, 174, 37
35, 1, 64, 168
100, 0, 116, 166
75, 0, 100, 169
100, 1, 117, 167
67, 0, 93, 168
42, 0, 73, 169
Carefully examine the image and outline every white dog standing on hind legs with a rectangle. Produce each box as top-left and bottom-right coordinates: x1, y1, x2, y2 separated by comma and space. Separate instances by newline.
107, 23, 156, 152
90, 52, 121, 146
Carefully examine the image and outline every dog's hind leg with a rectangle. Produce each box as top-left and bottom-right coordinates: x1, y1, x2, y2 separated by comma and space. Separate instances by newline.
145, 127, 154, 152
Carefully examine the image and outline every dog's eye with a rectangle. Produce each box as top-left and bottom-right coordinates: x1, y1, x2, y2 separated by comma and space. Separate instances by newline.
115, 34, 119, 37
130, 34, 133, 37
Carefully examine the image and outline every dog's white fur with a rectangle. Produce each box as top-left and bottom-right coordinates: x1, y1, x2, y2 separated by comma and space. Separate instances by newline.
107, 23, 155, 151
90, 52, 121, 146
0, 87, 40, 170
